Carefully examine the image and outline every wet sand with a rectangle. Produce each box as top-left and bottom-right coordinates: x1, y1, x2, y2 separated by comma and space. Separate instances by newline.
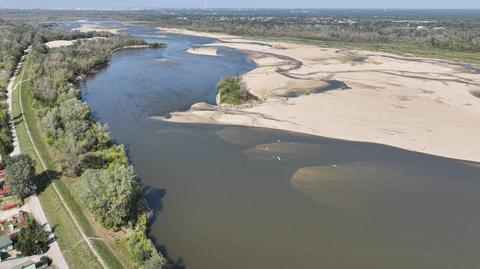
160, 27, 480, 162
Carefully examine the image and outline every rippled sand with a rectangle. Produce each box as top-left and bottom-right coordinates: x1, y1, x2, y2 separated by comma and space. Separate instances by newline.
163, 27, 480, 162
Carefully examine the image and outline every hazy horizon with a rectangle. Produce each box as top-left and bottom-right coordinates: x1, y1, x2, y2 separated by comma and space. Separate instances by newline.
1, 0, 479, 9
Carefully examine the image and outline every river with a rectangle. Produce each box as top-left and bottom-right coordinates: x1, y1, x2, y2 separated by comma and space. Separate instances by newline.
67, 21, 480, 269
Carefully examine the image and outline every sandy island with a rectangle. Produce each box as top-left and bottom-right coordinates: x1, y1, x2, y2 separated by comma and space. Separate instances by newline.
187, 47, 219, 56
156, 27, 480, 163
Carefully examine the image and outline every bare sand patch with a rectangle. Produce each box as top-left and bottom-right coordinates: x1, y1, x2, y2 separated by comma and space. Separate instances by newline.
187, 47, 219, 56
73, 24, 124, 34
45, 40, 75, 48
45, 37, 108, 49
160, 28, 480, 162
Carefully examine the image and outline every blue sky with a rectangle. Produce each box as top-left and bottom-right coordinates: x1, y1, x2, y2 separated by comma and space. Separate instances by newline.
0, 0, 479, 9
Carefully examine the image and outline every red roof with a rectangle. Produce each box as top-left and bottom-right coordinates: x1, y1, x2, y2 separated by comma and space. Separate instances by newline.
17, 211, 27, 225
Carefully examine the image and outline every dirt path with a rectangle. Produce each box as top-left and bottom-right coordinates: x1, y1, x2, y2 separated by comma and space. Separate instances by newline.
7, 48, 70, 269
16, 49, 108, 269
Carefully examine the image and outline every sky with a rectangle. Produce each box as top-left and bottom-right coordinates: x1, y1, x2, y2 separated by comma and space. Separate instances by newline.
0, 0, 479, 9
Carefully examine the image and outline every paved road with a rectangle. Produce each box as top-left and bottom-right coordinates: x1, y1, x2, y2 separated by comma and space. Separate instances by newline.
3, 48, 69, 269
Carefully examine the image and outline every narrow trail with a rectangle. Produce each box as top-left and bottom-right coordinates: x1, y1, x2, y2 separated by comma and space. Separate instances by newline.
6, 47, 69, 269
5, 54, 23, 157
14, 49, 107, 269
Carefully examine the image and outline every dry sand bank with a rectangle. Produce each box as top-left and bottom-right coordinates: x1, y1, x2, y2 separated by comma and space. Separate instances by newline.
45, 37, 108, 49
156, 28, 480, 162
73, 23, 124, 34
187, 47, 219, 56
44, 40, 75, 48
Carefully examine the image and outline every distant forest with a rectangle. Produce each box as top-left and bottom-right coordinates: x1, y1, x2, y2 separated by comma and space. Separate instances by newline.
1, 9, 479, 54
138, 9, 480, 53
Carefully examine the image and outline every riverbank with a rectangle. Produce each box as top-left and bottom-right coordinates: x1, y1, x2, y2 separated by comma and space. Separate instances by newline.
157, 27, 480, 163
11, 34, 169, 268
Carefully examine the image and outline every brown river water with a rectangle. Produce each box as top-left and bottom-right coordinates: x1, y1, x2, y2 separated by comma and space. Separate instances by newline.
73, 21, 480, 269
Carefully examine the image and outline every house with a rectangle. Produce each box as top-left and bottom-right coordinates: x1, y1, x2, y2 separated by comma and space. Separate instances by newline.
0, 235, 13, 261
13, 260, 37, 269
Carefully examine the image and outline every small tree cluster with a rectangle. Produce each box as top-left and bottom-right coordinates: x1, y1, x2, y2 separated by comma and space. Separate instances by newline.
5, 154, 36, 201
13, 217, 49, 256
128, 231, 166, 269
77, 164, 143, 230
216, 76, 256, 105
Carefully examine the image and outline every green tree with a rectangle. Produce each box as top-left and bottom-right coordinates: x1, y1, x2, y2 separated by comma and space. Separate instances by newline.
42, 108, 61, 139
127, 231, 166, 268
59, 135, 85, 177
14, 217, 49, 256
144, 254, 167, 269
216, 76, 255, 105
77, 164, 141, 229
5, 154, 36, 201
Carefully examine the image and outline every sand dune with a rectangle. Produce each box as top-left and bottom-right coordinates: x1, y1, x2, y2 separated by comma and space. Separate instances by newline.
159, 28, 480, 162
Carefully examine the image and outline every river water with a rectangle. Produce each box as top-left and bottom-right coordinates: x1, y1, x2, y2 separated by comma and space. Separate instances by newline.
71, 21, 480, 269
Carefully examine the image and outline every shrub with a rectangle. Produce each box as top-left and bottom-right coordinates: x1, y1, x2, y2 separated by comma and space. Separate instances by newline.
5, 154, 37, 201
13, 217, 49, 256
77, 164, 142, 230
216, 76, 256, 105
128, 231, 166, 268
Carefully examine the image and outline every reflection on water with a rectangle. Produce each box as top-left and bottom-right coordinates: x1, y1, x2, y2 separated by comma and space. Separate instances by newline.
75, 21, 480, 269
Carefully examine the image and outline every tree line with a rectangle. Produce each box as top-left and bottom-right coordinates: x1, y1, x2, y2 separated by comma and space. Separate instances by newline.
0, 21, 36, 158
0, 19, 168, 268
140, 10, 480, 53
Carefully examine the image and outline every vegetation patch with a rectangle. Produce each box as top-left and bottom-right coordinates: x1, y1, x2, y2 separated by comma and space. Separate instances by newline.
7, 21, 167, 268
216, 76, 257, 105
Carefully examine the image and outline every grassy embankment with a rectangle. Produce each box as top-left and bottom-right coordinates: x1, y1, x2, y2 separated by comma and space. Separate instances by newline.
13, 53, 137, 269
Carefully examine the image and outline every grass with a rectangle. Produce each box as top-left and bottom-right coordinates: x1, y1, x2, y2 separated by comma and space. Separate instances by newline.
12, 57, 134, 269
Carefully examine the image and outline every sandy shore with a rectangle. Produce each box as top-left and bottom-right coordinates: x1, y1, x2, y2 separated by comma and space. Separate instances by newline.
45, 40, 75, 48
155, 28, 480, 162
45, 37, 108, 49
73, 23, 124, 34
187, 47, 219, 56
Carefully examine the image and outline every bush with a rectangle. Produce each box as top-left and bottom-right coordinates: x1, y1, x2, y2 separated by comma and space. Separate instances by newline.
13, 217, 49, 256
216, 76, 256, 105
77, 164, 142, 230
0, 102, 13, 155
40, 255, 52, 266
5, 154, 37, 201
128, 231, 166, 268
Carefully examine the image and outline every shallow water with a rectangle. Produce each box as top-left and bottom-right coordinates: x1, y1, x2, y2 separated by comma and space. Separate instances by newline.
74, 22, 480, 269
